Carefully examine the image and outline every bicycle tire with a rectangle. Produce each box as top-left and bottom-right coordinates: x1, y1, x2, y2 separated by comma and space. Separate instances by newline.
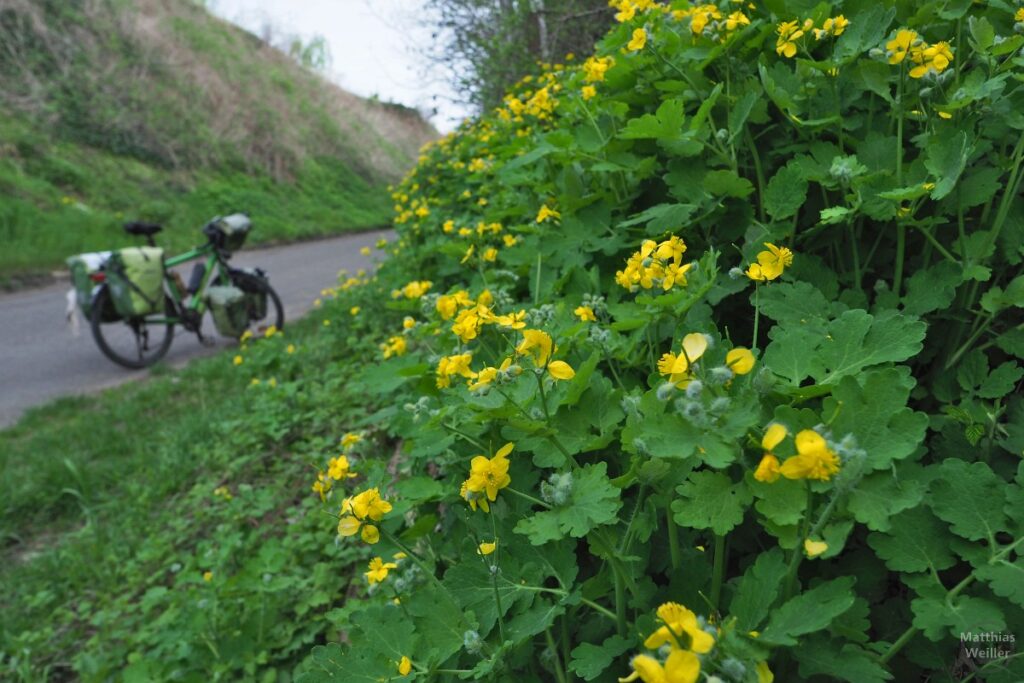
90, 288, 175, 369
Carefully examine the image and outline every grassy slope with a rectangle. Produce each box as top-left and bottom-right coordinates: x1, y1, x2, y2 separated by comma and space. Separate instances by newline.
0, 294, 383, 680
0, 0, 435, 282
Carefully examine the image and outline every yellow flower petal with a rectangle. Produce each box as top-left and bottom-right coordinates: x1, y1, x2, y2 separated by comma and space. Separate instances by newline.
547, 360, 576, 380
726, 347, 756, 375
804, 538, 829, 557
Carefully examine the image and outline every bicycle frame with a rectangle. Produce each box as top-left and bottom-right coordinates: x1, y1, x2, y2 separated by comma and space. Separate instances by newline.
145, 244, 231, 325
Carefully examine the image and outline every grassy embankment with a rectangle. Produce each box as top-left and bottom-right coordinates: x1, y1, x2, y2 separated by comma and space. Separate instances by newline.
0, 289, 388, 680
0, 0, 435, 285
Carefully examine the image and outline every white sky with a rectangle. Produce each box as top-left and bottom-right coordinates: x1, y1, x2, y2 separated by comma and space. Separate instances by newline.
208, 0, 470, 132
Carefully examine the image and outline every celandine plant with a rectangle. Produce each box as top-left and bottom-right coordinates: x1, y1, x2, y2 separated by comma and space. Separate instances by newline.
298, 0, 1024, 681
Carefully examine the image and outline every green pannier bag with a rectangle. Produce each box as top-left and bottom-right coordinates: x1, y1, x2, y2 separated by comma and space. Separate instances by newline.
233, 268, 268, 321
106, 247, 165, 318
206, 285, 250, 338
66, 251, 112, 319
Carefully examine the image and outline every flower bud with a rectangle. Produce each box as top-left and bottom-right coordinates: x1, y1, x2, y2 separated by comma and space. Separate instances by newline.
685, 380, 703, 399
463, 630, 483, 654
656, 382, 676, 401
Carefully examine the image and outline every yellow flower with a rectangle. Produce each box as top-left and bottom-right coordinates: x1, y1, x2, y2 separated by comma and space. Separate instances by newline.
804, 538, 829, 557
395, 280, 432, 299
886, 29, 918, 64
443, 219, 455, 233
338, 488, 393, 544
381, 335, 407, 359
657, 333, 708, 387
627, 28, 647, 52
754, 454, 781, 483
436, 290, 472, 320
436, 353, 477, 388
398, 656, 412, 676
756, 661, 774, 683
203, 571, 213, 582
644, 602, 715, 654
264, 325, 278, 338
726, 347, 755, 375
536, 204, 561, 223
461, 443, 514, 511
327, 454, 357, 480
776, 20, 806, 58
483, 247, 498, 262
286, 343, 296, 354
582, 85, 597, 100
1017, 8, 1024, 22
909, 41, 954, 79
613, 0, 636, 23
233, 355, 243, 366
620, 650, 700, 683
350, 306, 360, 315
746, 243, 793, 281
582, 56, 614, 82
478, 540, 497, 555
575, 305, 596, 322
365, 557, 398, 584
402, 316, 416, 330
725, 11, 750, 31
814, 15, 849, 39
360, 246, 371, 256
517, 329, 554, 366
779, 429, 841, 481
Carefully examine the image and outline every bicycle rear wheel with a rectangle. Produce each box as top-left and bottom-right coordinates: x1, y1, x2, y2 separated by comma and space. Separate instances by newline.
90, 288, 175, 369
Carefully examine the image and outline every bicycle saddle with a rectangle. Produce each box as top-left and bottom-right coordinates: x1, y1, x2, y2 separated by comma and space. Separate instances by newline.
123, 221, 163, 237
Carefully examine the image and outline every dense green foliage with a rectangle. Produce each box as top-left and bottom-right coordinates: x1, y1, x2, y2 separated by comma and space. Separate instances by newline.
4, 0, 1024, 681
292, 0, 1022, 681
0, 0, 433, 281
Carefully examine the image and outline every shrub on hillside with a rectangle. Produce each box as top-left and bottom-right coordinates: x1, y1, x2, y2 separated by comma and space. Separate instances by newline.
300, 1, 1024, 681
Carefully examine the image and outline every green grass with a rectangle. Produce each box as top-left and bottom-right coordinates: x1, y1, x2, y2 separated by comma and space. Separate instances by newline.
0, 294, 385, 681
0, 114, 392, 282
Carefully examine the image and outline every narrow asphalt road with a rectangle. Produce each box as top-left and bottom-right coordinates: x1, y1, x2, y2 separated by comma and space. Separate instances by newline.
0, 230, 389, 428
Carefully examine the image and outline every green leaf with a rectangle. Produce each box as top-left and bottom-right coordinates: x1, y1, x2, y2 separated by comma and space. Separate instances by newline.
930, 460, 1009, 542
672, 470, 751, 535
866, 507, 958, 573
978, 361, 1023, 399
795, 638, 894, 683
764, 163, 808, 220
568, 635, 633, 681
514, 463, 621, 545
820, 206, 854, 224
847, 466, 927, 532
729, 547, 787, 630
760, 577, 857, 646
751, 477, 807, 526
902, 262, 962, 316
764, 308, 926, 387
758, 281, 840, 324
912, 595, 1006, 641
703, 169, 754, 198
620, 99, 684, 139
975, 560, 1024, 608
618, 203, 696, 231
924, 130, 972, 200
823, 368, 929, 470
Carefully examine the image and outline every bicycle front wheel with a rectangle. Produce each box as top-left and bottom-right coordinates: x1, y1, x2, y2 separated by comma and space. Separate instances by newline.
90, 288, 175, 369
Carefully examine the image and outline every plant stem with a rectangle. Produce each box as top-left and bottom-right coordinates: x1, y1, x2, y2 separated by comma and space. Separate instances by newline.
489, 513, 506, 644
752, 282, 761, 350
545, 629, 569, 683
711, 533, 726, 611
505, 486, 553, 509
614, 569, 628, 637
666, 505, 682, 572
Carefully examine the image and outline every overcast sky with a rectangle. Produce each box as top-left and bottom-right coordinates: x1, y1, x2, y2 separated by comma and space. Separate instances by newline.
208, 0, 470, 131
